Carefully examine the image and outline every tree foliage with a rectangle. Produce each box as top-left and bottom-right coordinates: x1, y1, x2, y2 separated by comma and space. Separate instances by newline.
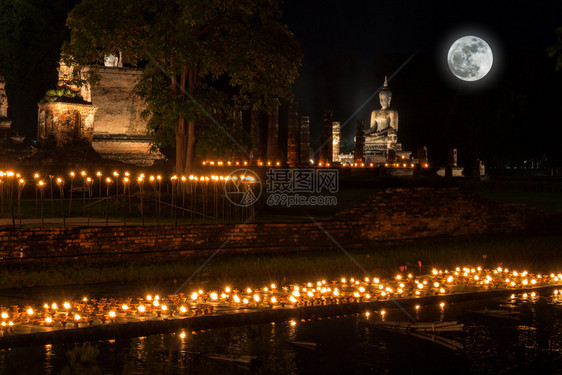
0, 0, 78, 138
64, 0, 302, 171
547, 27, 562, 71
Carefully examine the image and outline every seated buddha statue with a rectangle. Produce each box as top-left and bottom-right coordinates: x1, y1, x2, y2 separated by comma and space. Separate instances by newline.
365, 76, 398, 139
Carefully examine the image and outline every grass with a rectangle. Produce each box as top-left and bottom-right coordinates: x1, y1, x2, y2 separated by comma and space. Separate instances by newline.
3, 177, 561, 226
1, 177, 561, 295
1, 234, 561, 292
471, 190, 562, 211
462, 176, 562, 211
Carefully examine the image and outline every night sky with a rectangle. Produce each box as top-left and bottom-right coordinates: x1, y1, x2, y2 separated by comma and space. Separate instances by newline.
282, 0, 562, 166
2, 1, 561, 167
283, 0, 562, 62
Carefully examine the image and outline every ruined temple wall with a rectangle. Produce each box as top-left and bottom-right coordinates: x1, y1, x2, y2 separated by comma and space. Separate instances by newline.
89, 67, 147, 136
0, 188, 560, 262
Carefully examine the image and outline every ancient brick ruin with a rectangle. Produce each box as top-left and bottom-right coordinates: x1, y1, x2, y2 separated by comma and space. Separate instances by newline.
37, 58, 163, 166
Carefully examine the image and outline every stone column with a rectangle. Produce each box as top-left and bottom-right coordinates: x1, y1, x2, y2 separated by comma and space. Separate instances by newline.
473, 159, 485, 177
417, 146, 428, 164
300, 116, 312, 164
354, 120, 365, 163
448, 148, 458, 167
332, 121, 341, 162
287, 102, 299, 166
446, 148, 457, 177
0, 75, 11, 129
414, 146, 428, 176
266, 106, 279, 162
320, 110, 333, 164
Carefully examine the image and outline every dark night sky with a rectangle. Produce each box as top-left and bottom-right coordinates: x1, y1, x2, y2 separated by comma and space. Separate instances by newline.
281, 0, 562, 166
283, 0, 562, 63
2, 1, 561, 167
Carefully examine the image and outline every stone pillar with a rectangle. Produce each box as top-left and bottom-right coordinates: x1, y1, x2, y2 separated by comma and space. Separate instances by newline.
267, 106, 279, 162
473, 159, 485, 177
300, 116, 311, 164
332, 121, 341, 162
0, 76, 7, 118
354, 120, 365, 163
448, 148, 458, 167
287, 102, 299, 166
319, 110, 333, 164
414, 146, 428, 176
417, 146, 428, 164
446, 148, 457, 177
0, 75, 10, 129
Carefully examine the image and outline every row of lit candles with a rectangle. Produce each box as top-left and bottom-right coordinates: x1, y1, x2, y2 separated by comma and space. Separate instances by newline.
1, 266, 560, 332
202, 161, 431, 168
0, 159, 430, 188
201, 155, 429, 168
341, 162, 429, 168
0, 170, 257, 189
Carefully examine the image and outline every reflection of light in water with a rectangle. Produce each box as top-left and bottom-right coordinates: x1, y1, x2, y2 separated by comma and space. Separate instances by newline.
288, 320, 297, 341
439, 302, 446, 322
270, 321, 277, 343
44, 344, 53, 374
178, 331, 188, 363
8, 298, 562, 375
134, 336, 146, 362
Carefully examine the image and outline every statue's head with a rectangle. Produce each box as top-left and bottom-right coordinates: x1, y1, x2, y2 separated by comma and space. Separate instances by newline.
379, 76, 392, 109
104, 54, 119, 67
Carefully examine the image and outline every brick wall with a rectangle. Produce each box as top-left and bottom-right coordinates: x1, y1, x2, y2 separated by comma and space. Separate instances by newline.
0, 187, 559, 262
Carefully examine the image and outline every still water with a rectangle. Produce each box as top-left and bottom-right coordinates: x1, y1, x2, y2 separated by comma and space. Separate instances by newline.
2, 293, 562, 374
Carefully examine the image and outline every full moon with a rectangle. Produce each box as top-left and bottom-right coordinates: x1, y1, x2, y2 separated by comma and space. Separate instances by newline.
447, 36, 493, 81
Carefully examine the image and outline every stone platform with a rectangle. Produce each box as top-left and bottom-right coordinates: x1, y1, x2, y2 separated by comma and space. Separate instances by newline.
92, 134, 164, 166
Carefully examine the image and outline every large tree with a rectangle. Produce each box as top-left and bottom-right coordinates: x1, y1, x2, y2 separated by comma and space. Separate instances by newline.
63, 0, 301, 173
